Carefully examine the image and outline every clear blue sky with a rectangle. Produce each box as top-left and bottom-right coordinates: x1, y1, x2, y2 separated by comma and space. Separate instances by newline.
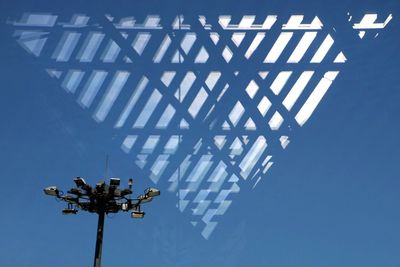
0, 0, 399, 266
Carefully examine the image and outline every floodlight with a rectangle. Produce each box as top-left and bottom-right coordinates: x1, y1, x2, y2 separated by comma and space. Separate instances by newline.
74, 177, 87, 187
131, 211, 145, 219
44, 186, 59, 197
62, 195, 77, 203
62, 208, 78, 215
112, 189, 121, 197
120, 188, 132, 196
110, 178, 120, 186
68, 188, 82, 195
95, 180, 106, 193
128, 178, 133, 189
96, 180, 106, 188
96, 180, 105, 187
121, 203, 129, 211
138, 194, 153, 203
145, 187, 160, 197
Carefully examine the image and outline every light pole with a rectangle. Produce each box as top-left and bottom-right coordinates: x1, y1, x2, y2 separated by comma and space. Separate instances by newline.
44, 177, 160, 267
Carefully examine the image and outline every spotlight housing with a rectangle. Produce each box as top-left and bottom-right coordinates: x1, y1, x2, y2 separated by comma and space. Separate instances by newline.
145, 187, 160, 197
120, 188, 132, 196
110, 178, 120, 187
138, 194, 153, 203
131, 211, 145, 219
62, 208, 78, 215
68, 188, 82, 195
74, 177, 87, 187
62, 195, 77, 203
44, 186, 59, 197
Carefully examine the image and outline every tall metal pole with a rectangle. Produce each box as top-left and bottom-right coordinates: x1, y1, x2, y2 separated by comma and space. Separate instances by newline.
93, 211, 105, 267
44, 178, 160, 266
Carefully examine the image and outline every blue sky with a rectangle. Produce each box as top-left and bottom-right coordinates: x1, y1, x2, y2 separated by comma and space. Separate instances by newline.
0, 0, 399, 266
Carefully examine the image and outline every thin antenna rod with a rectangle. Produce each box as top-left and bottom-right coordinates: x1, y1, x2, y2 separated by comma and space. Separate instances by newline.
105, 155, 109, 179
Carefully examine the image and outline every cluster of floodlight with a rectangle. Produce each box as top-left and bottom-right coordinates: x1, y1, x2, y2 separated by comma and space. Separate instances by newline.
44, 177, 160, 219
